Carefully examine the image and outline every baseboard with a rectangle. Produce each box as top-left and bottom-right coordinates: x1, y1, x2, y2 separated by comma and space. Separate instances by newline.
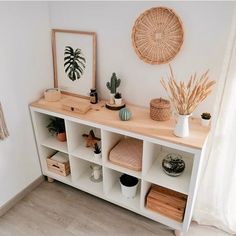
0, 175, 45, 217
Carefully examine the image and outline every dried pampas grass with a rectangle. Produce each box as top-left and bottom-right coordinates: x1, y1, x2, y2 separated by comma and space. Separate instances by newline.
161, 65, 216, 115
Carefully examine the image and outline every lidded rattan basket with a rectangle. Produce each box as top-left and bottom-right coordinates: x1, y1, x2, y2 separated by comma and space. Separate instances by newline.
150, 98, 171, 121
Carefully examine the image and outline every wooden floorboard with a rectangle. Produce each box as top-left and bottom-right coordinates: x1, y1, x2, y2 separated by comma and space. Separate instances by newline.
0, 181, 172, 236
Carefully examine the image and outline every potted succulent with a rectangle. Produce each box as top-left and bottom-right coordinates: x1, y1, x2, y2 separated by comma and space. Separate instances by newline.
106, 73, 121, 105
119, 174, 139, 199
93, 143, 102, 161
201, 112, 211, 127
47, 117, 66, 142
114, 92, 122, 106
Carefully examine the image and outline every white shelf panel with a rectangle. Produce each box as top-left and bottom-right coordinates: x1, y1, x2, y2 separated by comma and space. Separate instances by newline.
104, 161, 142, 179
74, 169, 104, 197
142, 207, 182, 231
144, 152, 193, 195
41, 136, 68, 153
71, 144, 102, 165
43, 170, 72, 185
107, 181, 141, 212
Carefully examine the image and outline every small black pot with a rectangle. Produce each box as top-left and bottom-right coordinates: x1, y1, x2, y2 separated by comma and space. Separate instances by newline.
120, 174, 138, 187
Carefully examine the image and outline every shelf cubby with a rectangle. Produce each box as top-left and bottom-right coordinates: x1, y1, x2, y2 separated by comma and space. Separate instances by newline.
143, 141, 193, 195
102, 130, 143, 178
39, 146, 72, 184
66, 121, 101, 163
103, 167, 141, 212
140, 180, 182, 231
33, 112, 68, 152
69, 156, 103, 196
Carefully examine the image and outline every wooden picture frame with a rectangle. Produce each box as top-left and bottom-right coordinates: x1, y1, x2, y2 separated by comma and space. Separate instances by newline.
52, 29, 97, 98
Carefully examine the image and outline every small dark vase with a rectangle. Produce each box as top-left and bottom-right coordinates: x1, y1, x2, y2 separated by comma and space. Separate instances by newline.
162, 153, 185, 177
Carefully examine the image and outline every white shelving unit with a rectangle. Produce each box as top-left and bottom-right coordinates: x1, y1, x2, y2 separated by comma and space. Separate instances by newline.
30, 96, 209, 236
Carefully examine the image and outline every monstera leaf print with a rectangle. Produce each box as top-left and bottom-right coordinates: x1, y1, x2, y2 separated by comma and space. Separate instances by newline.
64, 46, 86, 81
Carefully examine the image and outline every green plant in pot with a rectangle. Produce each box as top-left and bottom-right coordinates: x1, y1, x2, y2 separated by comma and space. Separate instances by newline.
93, 143, 102, 160
201, 112, 211, 127
47, 117, 66, 142
106, 73, 121, 105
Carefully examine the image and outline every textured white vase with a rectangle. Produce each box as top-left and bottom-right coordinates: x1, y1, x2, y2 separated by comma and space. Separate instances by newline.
115, 98, 122, 106
201, 118, 210, 127
174, 115, 190, 138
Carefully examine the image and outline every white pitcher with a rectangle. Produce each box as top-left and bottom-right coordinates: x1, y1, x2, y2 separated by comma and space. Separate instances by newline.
174, 114, 190, 138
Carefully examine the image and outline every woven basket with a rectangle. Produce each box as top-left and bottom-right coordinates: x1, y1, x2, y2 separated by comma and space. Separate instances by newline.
150, 98, 171, 121
132, 7, 184, 65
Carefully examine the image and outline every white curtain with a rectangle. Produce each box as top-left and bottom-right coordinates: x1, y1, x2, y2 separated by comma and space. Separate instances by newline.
194, 8, 236, 234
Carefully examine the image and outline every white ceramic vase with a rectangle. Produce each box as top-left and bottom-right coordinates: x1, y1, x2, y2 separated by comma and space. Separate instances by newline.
201, 118, 210, 127
115, 98, 122, 106
94, 152, 102, 161
174, 114, 190, 138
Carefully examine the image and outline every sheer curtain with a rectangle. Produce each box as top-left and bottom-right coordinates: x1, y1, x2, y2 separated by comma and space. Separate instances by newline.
194, 7, 236, 234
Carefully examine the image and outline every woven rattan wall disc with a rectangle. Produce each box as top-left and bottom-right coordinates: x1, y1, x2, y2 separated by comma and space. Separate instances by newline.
132, 7, 184, 65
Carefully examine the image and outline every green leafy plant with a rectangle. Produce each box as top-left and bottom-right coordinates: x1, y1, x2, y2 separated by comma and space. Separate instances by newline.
201, 112, 211, 120
64, 46, 86, 81
106, 73, 121, 94
114, 92, 122, 99
94, 143, 101, 154
47, 117, 66, 135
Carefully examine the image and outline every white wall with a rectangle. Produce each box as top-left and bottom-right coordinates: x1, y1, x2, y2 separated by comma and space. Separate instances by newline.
49, 1, 235, 116
0, 2, 53, 206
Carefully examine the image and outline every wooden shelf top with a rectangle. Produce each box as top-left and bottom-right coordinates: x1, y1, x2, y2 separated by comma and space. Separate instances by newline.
30, 95, 210, 150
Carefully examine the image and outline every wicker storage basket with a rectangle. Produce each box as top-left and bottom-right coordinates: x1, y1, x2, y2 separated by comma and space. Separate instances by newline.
150, 98, 171, 121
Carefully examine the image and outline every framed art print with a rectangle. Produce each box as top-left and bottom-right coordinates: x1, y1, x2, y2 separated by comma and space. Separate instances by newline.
52, 29, 96, 98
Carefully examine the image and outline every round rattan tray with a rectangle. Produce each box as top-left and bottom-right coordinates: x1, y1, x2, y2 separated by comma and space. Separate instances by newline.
132, 7, 184, 65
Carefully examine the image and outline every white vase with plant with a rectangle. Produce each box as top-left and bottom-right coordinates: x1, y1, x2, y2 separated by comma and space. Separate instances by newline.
161, 65, 215, 138
201, 112, 211, 127
93, 143, 102, 161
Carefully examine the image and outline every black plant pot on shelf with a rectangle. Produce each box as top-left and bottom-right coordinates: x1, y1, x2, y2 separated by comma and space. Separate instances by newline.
119, 174, 139, 199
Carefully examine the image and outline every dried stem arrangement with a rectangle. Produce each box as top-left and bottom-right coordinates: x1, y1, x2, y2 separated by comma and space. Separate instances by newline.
160, 65, 216, 115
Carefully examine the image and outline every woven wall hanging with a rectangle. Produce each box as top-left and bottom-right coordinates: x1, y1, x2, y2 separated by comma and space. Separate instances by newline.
132, 7, 184, 65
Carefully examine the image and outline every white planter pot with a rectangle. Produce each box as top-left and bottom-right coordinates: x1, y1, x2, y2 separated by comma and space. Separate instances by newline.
115, 98, 122, 106
201, 118, 210, 127
174, 114, 190, 138
119, 175, 138, 199
109, 93, 115, 105
94, 152, 102, 161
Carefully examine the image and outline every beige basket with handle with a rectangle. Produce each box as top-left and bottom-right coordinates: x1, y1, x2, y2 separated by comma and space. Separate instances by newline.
150, 98, 171, 121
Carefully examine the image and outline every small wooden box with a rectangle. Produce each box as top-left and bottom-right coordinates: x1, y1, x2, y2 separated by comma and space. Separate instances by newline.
146, 185, 187, 222
46, 152, 70, 176
61, 98, 91, 114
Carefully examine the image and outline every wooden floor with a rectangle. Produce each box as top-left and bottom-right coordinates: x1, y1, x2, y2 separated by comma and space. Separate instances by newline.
0, 181, 231, 236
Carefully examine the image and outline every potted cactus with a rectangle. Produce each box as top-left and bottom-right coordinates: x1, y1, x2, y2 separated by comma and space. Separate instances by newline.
114, 92, 122, 106
93, 143, 102, 161
47, 117, 66, 142
106, 73, 121, 105
201, 112, 211, 127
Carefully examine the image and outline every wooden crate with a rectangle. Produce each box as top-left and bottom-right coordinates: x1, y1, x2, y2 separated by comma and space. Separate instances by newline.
46, 152, 70, 176
146, 185, 187, 222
